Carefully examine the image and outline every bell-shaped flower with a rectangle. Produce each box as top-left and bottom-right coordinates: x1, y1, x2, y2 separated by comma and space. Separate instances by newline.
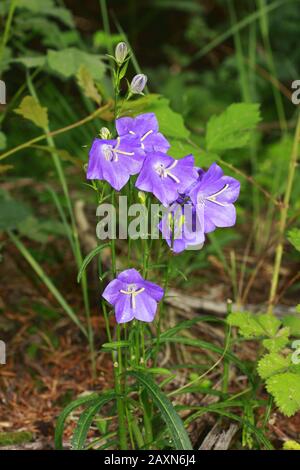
116, 113, 170, 154
102, 268, 164, 323
159, 201, 205, 253
188, 163, 240, 233
135, 152, 198, 206
87, 136, 145, 191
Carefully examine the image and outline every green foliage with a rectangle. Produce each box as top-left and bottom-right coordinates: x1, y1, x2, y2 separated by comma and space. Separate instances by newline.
227, 311, 289, 352
14, 96, 48, 129
47, 48, 105, 81
0, 199, 31, 230
229, 310, 300, 417
128, 371, 193, 450
288, 228, 300, 252
205, 103, 261, 152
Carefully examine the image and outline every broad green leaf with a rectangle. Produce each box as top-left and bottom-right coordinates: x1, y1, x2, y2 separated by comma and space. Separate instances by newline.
0, 132, 7, 150
206, 103, 261, 152
288, 228, 300, 252
266, 372, 300, 417
77, 243, 110, 282
282, 315, 300, 337
93, 31, 123, 48
227, 311, 280, 338
262, 327, 290, 352
77, 65, 101, 105
71, 393, 115, 450
0, 200, 31, 230
257, 353, 291, 379
13, 56, 46, 68
121, 94, 190, 140
14, 96, 48, 129
128, 371, 193, 450
47, 48, 105, 81
54, 393, 99, 449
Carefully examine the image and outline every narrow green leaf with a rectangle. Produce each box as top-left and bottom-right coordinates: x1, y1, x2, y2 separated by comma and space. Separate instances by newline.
77, 243, 110, 282
128, 371, 193, 450
71, 393, 115, 450
55, 393, 99, 449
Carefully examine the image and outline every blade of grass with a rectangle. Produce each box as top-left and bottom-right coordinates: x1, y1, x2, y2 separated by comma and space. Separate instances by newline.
8, 231, 87, 337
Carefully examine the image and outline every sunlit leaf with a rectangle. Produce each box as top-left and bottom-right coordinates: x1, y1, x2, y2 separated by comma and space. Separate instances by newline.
14, 96, 48, 129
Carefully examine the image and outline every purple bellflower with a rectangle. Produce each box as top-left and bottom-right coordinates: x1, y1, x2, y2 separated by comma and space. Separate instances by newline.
102, 268, 164, 323
159, 200, 205, 253
87, 136, 145, 191
135, 152, 198, 206
188, 163, 240, 233
116, 113, 170, 154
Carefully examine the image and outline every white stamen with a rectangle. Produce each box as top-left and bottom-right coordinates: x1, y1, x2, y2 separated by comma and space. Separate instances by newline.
120, 286, 145, 310
206, 184, 229, 206
129, 131, 136, 135
140, 129, 153, 142
155, 160, 180, 183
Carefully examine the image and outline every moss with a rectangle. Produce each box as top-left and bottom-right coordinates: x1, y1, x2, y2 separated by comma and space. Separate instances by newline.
0, 431, 33, 446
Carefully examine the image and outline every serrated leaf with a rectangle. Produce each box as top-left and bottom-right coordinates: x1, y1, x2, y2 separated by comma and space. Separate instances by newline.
263, 327, 290, 352
14, 96, 48, 129
47, 48, 105, 81
288, 228, 300, 252
282, 315, 300, 337
206, 103, 261, 152
227, 311, 281, 338
266, 373, 300, 417
77, 65, 101, 105
257, 353, 290, 379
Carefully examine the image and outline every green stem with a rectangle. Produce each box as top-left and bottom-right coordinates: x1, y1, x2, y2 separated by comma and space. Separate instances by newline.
256, 0, 287, 132
0, 0, 17, 73
268, 111, 300, 313
26, 74, 95, 372
8, 231, 87, 336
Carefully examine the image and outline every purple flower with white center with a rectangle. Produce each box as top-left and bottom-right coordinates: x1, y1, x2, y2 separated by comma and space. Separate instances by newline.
87, 135, 145, 191
116, 113, 170, 154
102, 268, 164, 324
135, 152, 198, 207
159, 201, 205, 253
188, 163, 240, 233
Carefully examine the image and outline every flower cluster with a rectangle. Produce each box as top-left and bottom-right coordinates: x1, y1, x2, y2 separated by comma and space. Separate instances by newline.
87, 112, 240, 252
88, 112, 240, 323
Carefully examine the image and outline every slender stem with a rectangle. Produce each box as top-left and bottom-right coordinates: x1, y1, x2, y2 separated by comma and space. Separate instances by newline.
268, 111, 300, 313
256, 0, 287, 132
0, 101, 113, 162
26, 74, 95, 371
8, 231, 87, 336
0, 0, 17, 72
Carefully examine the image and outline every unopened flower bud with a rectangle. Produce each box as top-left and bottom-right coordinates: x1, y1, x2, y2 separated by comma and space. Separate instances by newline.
138, 191, 146, 205
130, 74, 147, 95
115, 42, 128, 66
99, 127, 111, 139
